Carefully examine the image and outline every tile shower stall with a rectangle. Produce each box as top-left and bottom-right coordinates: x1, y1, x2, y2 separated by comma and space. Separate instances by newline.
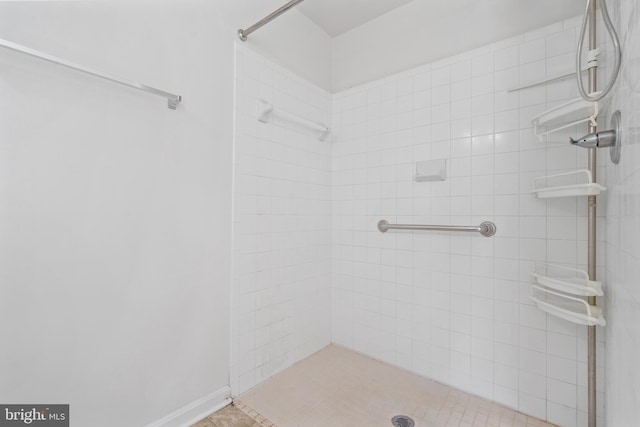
231, 5, 640, 427
1, 1, 639, 427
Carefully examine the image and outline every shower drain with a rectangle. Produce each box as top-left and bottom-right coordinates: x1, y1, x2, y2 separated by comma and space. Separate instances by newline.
391, 415, 415, 427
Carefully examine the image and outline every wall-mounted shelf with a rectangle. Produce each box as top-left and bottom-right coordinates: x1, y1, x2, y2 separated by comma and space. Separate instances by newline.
532, 170, 606, 198
257, 100, 331, 141
508, 69, 582, 93
531, 93, 604, 141
530, 286, 606, 326
532, 263, 603, 296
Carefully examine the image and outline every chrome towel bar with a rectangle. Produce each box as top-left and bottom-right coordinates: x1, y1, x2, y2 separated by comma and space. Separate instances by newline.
0, 38, 182, 109
377, 219, 497, 237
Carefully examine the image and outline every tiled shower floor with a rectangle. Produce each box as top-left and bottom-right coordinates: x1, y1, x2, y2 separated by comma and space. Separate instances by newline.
192, 404, 263, 427
227, 345, 556, 427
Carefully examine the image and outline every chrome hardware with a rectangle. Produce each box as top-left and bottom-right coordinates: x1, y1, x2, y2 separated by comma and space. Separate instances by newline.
0, 38, 182, 110
238, 0, 305, 41
570, 130, 616, 148
570, 110, 622, 164
377, 219, 497, 237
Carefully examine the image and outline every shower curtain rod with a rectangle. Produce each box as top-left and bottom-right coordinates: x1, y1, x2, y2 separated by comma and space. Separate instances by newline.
0, 38, 182, 109
238, 0, 305, 41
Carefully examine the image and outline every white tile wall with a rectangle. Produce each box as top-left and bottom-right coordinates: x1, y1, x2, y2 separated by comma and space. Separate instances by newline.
330, 17, 607, 426
604, 0, 640, 426
230, 12, 638, 426
230, 44, 332, 395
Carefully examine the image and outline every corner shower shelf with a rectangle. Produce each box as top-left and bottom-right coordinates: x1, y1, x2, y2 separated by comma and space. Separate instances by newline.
531, 93, 604, 141
530, 286, 606, 326
531, 263, 603, 296
531, 170, 606, 198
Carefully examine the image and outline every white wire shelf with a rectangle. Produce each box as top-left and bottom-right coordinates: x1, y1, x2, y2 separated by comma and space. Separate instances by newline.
530, 285, 606, 326
531, 263, 603, 296
531, 170, 606, 198
257, 100, 331, 141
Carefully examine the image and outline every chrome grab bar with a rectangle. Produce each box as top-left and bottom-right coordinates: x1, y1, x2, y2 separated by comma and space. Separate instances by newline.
377, 219, 497, 237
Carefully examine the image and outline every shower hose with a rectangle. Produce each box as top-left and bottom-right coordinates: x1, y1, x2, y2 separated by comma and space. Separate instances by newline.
575, 0, 622, 102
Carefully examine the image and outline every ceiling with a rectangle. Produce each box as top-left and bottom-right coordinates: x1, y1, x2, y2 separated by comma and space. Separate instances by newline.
296, 0, 416, 37
296, 0, 586, 40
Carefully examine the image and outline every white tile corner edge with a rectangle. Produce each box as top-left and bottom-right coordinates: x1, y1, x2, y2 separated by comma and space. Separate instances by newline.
144, 386, 232, 427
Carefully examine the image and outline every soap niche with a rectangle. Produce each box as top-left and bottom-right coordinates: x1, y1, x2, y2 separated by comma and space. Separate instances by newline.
415, 159, 447, 182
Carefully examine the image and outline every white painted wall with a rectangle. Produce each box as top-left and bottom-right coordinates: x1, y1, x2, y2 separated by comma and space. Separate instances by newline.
235, 4, 332, 91
604, 0, 640, 425
331, 0, 585, 92
0, 1, 330, 427
331, 16, 606, 427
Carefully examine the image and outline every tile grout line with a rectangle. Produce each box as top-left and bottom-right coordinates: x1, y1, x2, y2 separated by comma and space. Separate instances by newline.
233, 398, 279, 427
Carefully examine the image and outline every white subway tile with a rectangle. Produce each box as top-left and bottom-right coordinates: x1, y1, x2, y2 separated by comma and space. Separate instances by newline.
319, 14, 613, 424
519, 371, 547, 398
432, 66, 452, 87
520, 38, 546, 64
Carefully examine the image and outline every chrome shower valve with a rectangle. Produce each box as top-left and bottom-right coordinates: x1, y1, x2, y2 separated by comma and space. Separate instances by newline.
569, 110, 622, 164
570, 130, 616, 148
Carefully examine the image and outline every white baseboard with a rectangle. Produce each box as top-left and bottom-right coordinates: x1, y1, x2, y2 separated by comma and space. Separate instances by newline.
144, 386, 232, 427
